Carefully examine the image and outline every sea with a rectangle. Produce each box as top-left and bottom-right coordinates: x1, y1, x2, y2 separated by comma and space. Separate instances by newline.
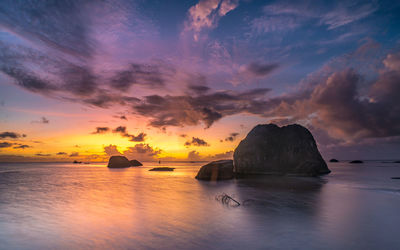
0, 161, 399, 250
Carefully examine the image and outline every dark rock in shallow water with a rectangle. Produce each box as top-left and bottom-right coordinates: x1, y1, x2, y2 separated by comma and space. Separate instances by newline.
130, 159, 143, 166
107, 156, 131, 168
149, 167, 175, 171
195, 160, 234, 181
233, 124, 330, 177
391, 177, 400, 179
349, 160, 363, 164
329, 159, 339, 162
394, 161, 400, 163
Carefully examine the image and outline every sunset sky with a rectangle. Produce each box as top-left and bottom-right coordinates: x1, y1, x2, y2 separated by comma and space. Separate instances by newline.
0, 0, 399, 162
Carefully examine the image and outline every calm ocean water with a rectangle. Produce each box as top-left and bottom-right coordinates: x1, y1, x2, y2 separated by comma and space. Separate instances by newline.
0, 161, 399, 250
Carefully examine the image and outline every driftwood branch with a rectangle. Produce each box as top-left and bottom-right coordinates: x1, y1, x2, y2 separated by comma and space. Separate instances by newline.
216, 193, 240, 206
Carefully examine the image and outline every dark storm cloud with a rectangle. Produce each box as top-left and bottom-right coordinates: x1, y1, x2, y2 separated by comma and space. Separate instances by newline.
0, 142, 13, 148
0, 132, 25, 139
133, 88, 272, 128
184, 137, 210, 147
224, 132, 239, 142
92, 127, 110, 134
245, 62, 279, 77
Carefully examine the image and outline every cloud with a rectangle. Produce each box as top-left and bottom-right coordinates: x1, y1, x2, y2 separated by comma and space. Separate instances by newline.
231, 62, 279, 84
183, 0, 238, 40
31, 117, 49, 124
252, 0, 378, 35
187, 150, 233, 161
112, 126, 146, 142
110, 63, 175, 91
104, 144, 122, 156
92, 127, 110, 134
224, 132, 239, 142
56, 152, 67, 155
122, 143, 162, 161
134, 88, 271, 128
263, 51, 400, 143
113, 126, 127, 134
129, 132, 146, 142
0, 132, 26, 139
187, 150, 202, 161
319, 2, 378, 30
187, 84, 210, 94
185, 137, 210, 147
0, 142, 13, 148
0, 0, 94, 58
69, 152, 79, 157
114, 115, 127, 120
13, 144, 30, 149
35, 153, 51, 157
244, 62, 279, 77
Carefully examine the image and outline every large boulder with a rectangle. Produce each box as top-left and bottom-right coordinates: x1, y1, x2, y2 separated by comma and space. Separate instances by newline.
130, 159, 143, 166
195, 160, 234, 181
107, 156, 131, 168
233, 124, 330, 176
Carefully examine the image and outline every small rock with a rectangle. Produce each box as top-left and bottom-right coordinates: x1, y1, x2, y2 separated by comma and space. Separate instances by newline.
349, 160, 363, 164
130, 160, 143, 166
195, 160, 234, 181
329, 159, 339, 162
149, 167, 175, 171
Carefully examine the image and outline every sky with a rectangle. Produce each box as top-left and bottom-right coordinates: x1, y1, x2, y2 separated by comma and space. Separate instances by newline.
0, 0, 399, 162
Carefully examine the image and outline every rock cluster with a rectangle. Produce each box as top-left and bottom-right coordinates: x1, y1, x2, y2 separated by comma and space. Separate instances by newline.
107, 156, 143, 168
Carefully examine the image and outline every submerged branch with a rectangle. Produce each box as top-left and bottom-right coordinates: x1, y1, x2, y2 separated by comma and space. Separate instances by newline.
215, 193, 240, 206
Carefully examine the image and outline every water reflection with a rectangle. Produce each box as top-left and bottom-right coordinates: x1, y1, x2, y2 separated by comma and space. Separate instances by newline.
0, 162, 399, 249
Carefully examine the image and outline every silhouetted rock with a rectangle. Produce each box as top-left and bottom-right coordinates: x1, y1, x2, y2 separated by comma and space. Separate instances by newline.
391, 177, 400, 179
107, 156, 131, 168
234, 124, 330, 177
195, 160, 234, 181
149, 167, 175, 171
73, 160, 82, 164
329, 159, 339, 162
349, 160, 363, 164
130, 159, 143, 166
394, 161, 400, 163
